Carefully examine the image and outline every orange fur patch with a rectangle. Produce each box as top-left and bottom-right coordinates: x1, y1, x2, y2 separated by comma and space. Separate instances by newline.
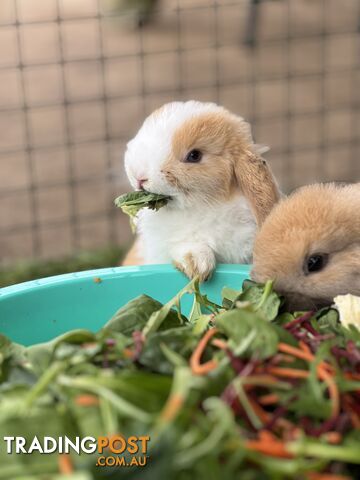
252, 183, 360, 306
162, 110, 280, 222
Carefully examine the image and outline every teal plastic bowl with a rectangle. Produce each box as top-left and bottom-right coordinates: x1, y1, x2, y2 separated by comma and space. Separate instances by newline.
0, 264, 251, 346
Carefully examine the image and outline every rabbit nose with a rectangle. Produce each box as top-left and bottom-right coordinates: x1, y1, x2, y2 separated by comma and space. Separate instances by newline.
137, 178, 148, 190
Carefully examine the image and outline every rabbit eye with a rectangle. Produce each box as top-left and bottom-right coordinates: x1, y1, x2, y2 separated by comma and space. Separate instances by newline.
185, 149, 202, 163
304, 253, 328, 275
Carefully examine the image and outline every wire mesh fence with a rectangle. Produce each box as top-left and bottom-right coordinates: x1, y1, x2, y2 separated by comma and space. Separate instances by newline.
0, 0, 359, 265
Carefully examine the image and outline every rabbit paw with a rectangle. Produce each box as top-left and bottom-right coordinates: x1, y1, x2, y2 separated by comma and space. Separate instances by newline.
172, 246, 216, 282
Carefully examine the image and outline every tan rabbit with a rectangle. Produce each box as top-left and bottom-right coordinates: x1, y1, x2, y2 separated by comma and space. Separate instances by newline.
252, 183, 360, 310
122, 100, 280, 280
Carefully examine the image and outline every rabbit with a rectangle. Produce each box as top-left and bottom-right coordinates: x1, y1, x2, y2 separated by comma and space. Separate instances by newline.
251, 182, 360, 310
123, 100, 280, 280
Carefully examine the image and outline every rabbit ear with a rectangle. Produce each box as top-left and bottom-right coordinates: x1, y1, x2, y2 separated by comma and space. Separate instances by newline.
234, 147, 281, 225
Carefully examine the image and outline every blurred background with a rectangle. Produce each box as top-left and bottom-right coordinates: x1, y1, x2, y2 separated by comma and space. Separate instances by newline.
0, 0, 359, 285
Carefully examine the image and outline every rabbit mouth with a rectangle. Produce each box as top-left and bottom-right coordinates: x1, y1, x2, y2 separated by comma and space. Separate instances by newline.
136, 185, 175, 199
281, 291, 331, 312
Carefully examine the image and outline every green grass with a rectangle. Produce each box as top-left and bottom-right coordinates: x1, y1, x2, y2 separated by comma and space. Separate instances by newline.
0, 246, 125, 288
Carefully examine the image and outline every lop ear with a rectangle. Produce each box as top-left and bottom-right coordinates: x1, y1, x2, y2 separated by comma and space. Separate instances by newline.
234, 145, 281, 225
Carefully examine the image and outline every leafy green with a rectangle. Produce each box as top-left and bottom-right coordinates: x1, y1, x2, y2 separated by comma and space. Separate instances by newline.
0, 276, 360, 479
114, 191, 170, 219
142, 278, 197, 337
222, 279, 282, 321
103, 294, 183, 336
140, 326, 196, 374
216, 308, 279, 359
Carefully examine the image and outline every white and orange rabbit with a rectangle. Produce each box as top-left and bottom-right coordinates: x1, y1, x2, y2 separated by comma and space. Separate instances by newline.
123, 100, 280, 280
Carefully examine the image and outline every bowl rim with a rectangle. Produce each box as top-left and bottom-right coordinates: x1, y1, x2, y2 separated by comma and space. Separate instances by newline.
0, 264, 251, 299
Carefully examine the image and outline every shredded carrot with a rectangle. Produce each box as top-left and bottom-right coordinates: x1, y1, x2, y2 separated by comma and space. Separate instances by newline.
245, 434, 292, 458
279, 343, 334, 376
160, 393, 184, 422
323, 431, 342, 444
58, 454, 73, 475
276, 353, 296, 364
317, 364, 340, 419
211, 338, 227, 350
267, 366, 309, 379
190, 328, 219, 375
245, 440, 292, 458
74, 394, 100, 407
278, 342, 314, 362
122, 347, 134, 359
299, 340, 312, 355
248, 397, 271, 424
259, 430, 276, 442
258, 393, 279, 406
244, 374, 280, 385
271, 348, 339, 419
320, 362, 335, 375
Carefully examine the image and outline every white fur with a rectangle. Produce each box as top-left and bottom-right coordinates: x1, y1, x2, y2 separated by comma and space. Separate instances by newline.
124, 100, 258, 276
138, 195, 256, 266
